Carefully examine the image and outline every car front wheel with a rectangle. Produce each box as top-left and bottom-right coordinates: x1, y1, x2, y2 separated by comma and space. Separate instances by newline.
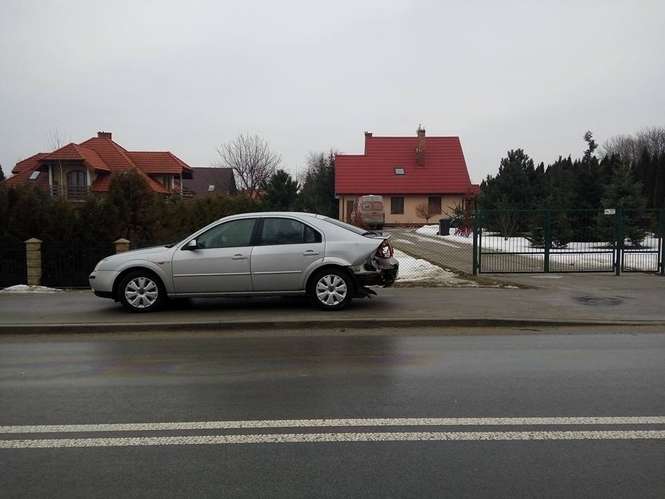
308, 269, 353, 310
119, 271, 164, 313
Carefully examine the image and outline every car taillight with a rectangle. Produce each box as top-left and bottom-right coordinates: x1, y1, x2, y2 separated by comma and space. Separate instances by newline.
376, 240, 393, 258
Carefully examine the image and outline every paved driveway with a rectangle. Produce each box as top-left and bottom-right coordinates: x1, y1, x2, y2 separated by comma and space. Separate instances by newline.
387, 228, 474, 274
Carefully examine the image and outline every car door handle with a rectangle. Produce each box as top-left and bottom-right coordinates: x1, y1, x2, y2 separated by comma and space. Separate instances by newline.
232, 254, 248, 260
303, 250, 320, 256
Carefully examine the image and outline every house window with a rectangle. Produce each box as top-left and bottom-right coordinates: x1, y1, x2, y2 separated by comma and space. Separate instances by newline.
428, 196, 442, 215
391, 197, 404, 215
29, 171, 40, 180
394, 167, 405, 175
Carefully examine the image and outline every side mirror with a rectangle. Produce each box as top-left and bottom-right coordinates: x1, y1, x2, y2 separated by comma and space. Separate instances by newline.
183, 239, 199, 250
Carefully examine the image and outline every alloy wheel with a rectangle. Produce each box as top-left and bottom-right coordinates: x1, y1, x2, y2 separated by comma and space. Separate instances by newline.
124, 276, 159, 310
315, 274, 348, 306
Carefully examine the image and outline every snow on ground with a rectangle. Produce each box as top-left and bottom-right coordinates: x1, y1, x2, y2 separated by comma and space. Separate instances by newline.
0, 284, 63, 294
415, 225, 441, 237
414, 225, 660, 271
394, 249, 476, 286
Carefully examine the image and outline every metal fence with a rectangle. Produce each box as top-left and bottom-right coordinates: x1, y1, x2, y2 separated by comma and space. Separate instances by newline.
472, 208, 665, 275
0, 237, 27, 288
41, 240, 116, 288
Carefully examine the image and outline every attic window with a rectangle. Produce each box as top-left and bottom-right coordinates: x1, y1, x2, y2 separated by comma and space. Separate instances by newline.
394, 167, 405, 175
29, 171, 40, 180
208, 184, 215, 192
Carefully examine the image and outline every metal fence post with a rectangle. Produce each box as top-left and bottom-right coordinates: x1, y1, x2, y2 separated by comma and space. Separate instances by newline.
660, 209, 665, 276
543, 209, 551, 273
472, 212, 479, 275
615, 208, 623, 276
25, 238, 42, 286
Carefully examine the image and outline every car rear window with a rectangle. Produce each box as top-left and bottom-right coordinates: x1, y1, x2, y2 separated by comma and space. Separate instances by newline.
323, 217, 367, 235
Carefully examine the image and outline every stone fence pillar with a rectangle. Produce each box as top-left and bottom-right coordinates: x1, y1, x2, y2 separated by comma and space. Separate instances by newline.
25, 238, 42, 286
114, 238, 130, 254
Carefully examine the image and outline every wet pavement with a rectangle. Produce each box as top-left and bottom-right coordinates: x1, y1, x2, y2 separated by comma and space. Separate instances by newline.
2, 273, 665, 331
1, 327, 664, 498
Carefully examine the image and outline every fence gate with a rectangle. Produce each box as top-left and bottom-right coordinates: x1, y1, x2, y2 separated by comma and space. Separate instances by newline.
473, 208, 665, 276
41, 241, 115, 288
0, 237, 27, 288
621, 209, 664, 273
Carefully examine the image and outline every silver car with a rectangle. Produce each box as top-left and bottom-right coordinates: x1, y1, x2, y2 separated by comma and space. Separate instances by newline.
89, 212, 398, 312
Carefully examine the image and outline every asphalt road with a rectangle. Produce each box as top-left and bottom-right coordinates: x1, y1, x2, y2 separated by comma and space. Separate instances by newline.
1, 328, 665, 498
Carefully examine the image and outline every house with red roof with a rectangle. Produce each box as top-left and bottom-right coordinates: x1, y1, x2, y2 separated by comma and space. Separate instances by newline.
3, 131, 192, 200
335, 127, 479, 225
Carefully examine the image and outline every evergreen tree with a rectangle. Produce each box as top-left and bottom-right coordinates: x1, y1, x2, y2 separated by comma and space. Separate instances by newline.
107, 170, 159, 242
262, 169, 299, 211
597, 164, 647, 246
0, 164, 5, 182
298, 152, 337, 217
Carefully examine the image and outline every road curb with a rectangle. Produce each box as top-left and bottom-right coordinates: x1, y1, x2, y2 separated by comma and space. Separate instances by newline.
1, 317, 664, 335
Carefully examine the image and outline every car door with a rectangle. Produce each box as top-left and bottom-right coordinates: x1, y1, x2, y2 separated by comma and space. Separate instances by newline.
250, 217, 324, 291
171, 218, 256, 294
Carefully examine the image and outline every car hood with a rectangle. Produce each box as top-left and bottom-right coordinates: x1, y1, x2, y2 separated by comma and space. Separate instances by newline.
95, 245, 174, 270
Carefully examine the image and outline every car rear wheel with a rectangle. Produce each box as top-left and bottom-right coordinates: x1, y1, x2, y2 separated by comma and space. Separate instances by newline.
308, 269, 353, 310
119, 271, 164, 313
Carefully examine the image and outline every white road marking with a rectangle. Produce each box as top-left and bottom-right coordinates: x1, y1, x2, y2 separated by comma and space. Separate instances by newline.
1, 416, 665, 434
2, 430, 665, 449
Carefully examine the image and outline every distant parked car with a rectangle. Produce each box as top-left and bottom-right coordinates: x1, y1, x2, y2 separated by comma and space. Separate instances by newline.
352, 195, 385, 230
89, 212, 398, 312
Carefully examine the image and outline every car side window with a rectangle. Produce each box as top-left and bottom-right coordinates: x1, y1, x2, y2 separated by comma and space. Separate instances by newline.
195, 219, 255, 249
260, 218, 322, 245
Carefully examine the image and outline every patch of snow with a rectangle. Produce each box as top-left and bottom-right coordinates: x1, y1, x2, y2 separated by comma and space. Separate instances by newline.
394, 249, 476, 286
0, 284, 63, 294
415, 225, 441, 237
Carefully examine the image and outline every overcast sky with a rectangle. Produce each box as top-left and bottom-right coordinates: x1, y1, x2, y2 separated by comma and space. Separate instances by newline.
1, 0, 664, 182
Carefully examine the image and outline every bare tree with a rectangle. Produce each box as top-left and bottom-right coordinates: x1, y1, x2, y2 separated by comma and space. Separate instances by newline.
416, 203, 433, 223
217, 134, 280, 197
48, 129, 66, 150
47, 129, 68, 197
603, 126, 665, 162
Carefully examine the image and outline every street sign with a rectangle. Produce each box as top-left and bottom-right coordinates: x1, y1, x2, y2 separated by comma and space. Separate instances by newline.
604, 208, 616, 215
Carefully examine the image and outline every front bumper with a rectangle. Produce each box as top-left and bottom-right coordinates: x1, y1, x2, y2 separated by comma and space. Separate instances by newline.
88, 270, 119, 297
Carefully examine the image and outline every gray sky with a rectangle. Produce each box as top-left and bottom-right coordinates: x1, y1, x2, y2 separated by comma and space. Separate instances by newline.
1, 0, 664, 182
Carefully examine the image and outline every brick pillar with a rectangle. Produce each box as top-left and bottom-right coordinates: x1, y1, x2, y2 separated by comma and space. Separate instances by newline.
25, 238, 42, 286
114, 238, 130, 253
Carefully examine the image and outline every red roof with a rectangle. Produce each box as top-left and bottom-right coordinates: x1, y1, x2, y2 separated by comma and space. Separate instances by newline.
90, 168, 169, 194
12, 153, 48, 174
43, 143, 111, 172
4, 132, 191, 193
127, 151, 192, 174
335, 132, 478, 195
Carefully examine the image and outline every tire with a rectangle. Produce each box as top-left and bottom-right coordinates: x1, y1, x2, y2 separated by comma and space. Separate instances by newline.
118, 271, 165, 313
308, 268, 354, 310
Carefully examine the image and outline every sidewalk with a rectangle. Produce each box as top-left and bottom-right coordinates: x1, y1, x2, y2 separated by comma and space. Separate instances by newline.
1, 273, 664, 333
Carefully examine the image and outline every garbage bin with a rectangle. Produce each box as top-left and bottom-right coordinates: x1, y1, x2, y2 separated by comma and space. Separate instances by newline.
438, 218, 451, 236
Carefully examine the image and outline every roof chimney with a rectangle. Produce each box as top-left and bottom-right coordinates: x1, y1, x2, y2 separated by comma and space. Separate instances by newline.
364, 131, 372, 154
98, 131, 112, 140
415, 125, 426, 166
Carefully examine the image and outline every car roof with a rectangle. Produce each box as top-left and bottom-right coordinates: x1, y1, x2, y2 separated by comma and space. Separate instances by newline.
231, 211, 324, 219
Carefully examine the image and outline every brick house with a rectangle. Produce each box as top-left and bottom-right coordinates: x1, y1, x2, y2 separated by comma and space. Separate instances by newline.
3, 131, 192, 199
335, 128, 479, 225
